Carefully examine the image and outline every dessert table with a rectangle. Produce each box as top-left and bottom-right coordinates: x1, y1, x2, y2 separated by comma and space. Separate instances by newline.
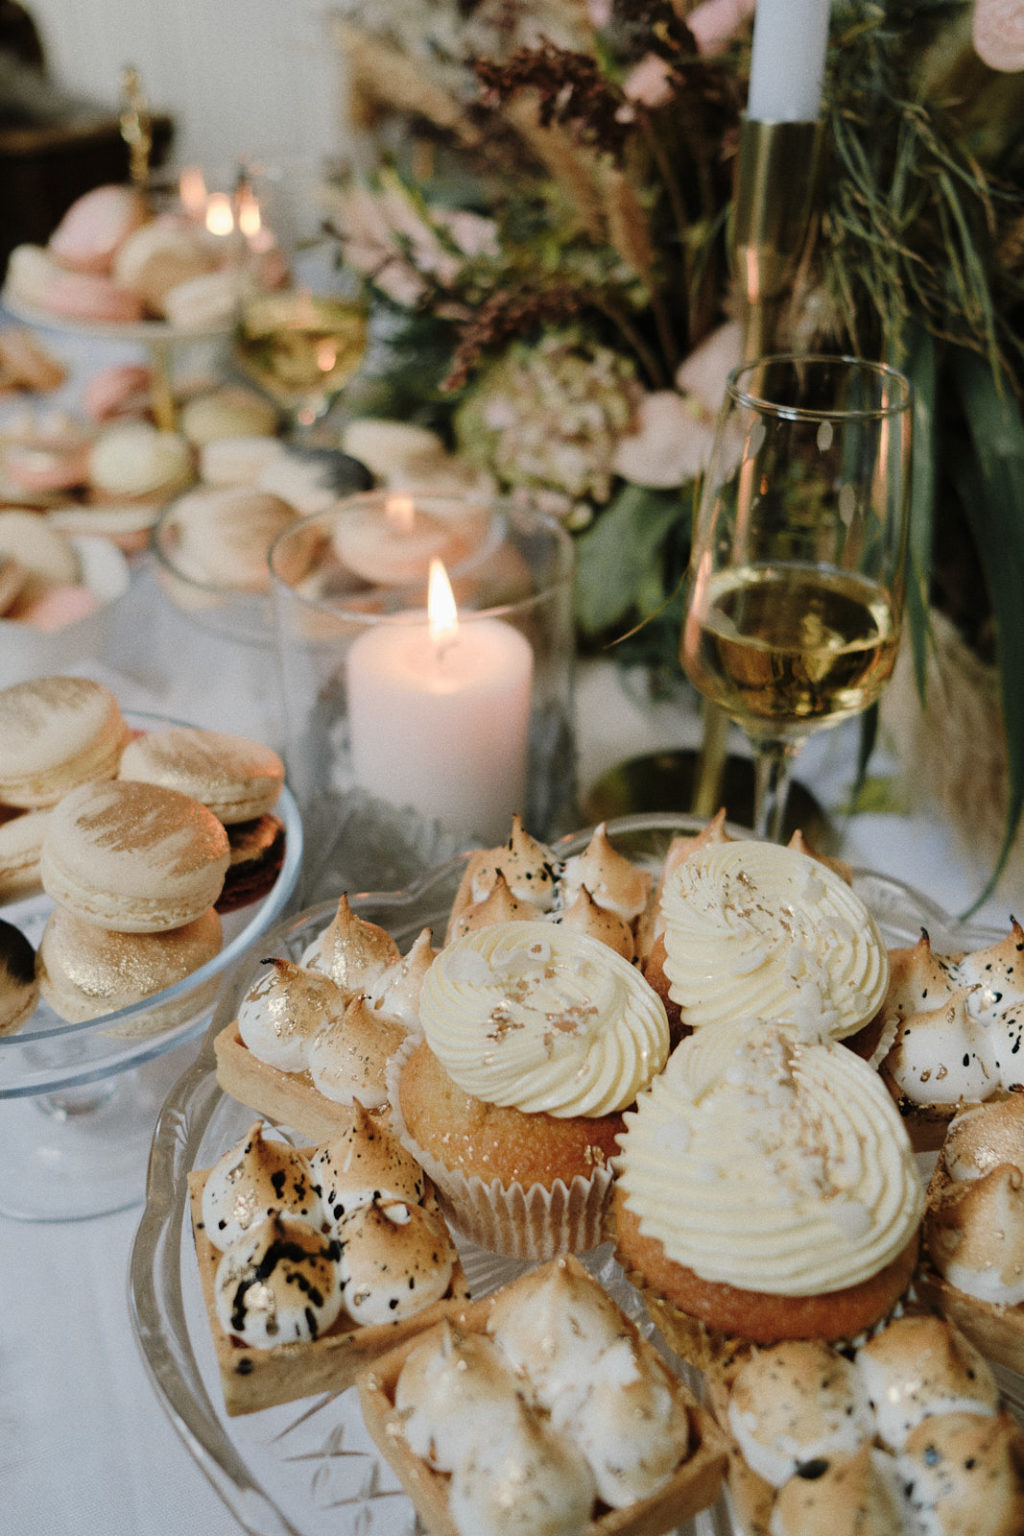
0, 314, 1015, 1532
3, 566, 1012, 1535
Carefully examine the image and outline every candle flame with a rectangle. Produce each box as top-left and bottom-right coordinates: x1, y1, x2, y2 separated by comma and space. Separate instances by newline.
427, 558, 458, 648
237, 188, 262, 239
205, 191, 235, 237
385, 494, 416, 534
178, 165, 207, 219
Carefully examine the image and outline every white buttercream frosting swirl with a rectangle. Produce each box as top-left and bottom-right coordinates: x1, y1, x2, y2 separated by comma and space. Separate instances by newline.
659, 839, 889, 1039
615, 1018, 922, 1295
418, 921, 669, 1118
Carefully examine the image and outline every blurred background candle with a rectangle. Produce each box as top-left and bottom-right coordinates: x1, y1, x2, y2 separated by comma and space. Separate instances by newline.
346, 559, 533, 843
747, 0, 831, 121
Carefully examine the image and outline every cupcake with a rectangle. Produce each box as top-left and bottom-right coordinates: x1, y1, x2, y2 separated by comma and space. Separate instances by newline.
391, 919, 670, 1259
611, 1016, 924, 1371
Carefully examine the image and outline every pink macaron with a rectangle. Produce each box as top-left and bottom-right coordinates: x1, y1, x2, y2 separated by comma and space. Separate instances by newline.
83, 363, 152, 423
48, 184, 151, 275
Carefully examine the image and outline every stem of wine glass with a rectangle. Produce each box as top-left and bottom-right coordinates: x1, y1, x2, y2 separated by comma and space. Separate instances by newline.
751, 737, 801, 841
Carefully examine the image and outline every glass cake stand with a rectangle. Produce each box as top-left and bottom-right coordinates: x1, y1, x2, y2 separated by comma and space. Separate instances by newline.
128, 812, 1018, 1536
0, 711, 304, 1221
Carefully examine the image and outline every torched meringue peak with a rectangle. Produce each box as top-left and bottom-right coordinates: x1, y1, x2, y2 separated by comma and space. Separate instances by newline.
558, 822, 651, 924
336, 1198, 456, 1325
300, 893, 400, 994
307, 1101, 425, 1221
396, 1323, 525, 1471
955, 917, 1024, 1015
236, 958, 346, 1073
468, 814, 561, 912
943, 1097, 1024, 1182
364, 927, 433, 1030
769, 1445, 911, 1536
213, 1212, 343, 1348
855, 1314, 999, 1451
201, 1121, 324, 1251
552, 885, 635, 960
307, 994, 407, 1108
449, 870, 544, 940
926, 1164, 1024, 1306
726, 1340, 873, 1490
883, 986, 995, 1107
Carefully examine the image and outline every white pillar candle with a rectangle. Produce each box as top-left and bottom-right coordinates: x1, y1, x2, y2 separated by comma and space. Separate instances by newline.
747, 0, 831, 121
346, 562, 533, 843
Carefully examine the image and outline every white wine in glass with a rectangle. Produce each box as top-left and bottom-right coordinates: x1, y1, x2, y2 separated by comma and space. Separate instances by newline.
681, 354, 913, 840
236, 289, 367, 434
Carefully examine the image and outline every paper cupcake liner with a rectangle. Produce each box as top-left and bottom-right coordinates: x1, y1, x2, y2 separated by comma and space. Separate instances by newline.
386, 1038, 615, 1262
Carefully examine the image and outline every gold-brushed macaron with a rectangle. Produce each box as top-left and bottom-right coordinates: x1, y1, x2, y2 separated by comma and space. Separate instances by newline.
0, 675, 130, 808
118, 726, 284, 824
40, 778, 230, 933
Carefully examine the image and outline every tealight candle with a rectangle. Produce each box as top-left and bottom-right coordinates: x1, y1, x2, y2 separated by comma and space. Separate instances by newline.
332, 492, 490, 587
747, 0, 831, 122
346, 560, 533, 843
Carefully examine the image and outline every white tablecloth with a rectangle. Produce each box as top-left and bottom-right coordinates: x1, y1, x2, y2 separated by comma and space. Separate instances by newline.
2, 540, 1017, 1534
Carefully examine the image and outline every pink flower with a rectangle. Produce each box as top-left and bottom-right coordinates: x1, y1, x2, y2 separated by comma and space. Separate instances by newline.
622, 53, 675, 108
687, 0, 757, 56
973, 0, 1024, 71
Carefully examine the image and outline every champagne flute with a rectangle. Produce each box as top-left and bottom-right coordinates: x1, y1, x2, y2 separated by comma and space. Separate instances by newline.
681, 353, 913, 841
233, 158, 367, 442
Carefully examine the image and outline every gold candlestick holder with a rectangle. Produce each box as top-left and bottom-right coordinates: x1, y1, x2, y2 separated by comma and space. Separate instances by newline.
690, 115, 825, 822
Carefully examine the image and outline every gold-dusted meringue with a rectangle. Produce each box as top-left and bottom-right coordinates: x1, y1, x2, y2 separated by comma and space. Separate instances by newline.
200, 1121, 324, 1250
926, 1163, 1024, 1306
301, 893, 400, 993
943, 1097, 1024, 1181
395, 1322, 526, 1471
558, 821, 651, 924
235, 957, 346, 1073
307, 994, 407, 1109
769, 1445, 910, 1536
855, 1314, 999, 1450
365, 926, 434, 1029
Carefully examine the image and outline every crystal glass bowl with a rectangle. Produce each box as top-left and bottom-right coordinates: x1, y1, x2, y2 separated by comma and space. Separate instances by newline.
0, 710, 304, 1219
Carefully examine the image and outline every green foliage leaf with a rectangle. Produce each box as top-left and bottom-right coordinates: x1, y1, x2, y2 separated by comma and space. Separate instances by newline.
950, 348, 1024, 905
573, 483, 686, 639
898, 325, 938, 699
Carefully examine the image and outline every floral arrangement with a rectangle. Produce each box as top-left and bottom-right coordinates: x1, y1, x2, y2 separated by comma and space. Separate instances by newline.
326, 0, 1024, 881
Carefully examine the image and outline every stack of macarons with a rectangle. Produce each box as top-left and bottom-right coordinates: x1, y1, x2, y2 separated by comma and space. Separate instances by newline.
0, 510, 110, 634
0, 675, 287, 1037
4, 181, 285, 330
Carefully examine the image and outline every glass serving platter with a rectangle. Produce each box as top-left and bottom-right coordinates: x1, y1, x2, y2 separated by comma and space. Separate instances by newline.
1, 287, 234, 345
129, 812, 1020, 1536
0, 711, 304, 1219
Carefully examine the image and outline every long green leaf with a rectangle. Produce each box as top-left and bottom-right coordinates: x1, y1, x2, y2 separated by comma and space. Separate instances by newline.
898, 325, 938, 699
951, 348, 1024, 907
573, 483, 685, 637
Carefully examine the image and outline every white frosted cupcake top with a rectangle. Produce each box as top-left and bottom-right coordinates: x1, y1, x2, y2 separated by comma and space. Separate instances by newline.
659, 839, 889, 1039
419, 921, 669, 1118
615, 1018, 923, 1296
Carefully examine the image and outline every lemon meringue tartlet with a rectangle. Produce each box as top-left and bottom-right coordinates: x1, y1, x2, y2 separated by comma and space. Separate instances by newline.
213, 896, 432, 1141
358, 1255, 727, 1536
708, 1313, 1024, 1536
611, 1017, 923, 1368
189, 1115, 470, 1415
392, 919, 670, 1259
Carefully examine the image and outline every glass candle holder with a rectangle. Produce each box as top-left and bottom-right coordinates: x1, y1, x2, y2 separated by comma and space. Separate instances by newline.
269, 492, 577, 900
